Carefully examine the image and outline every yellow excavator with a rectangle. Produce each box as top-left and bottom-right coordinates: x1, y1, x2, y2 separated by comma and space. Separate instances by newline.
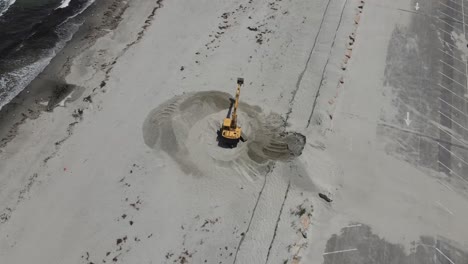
220, 78, 246, 147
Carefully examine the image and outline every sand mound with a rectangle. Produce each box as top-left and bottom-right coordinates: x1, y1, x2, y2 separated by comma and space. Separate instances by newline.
143, 91, 306, 177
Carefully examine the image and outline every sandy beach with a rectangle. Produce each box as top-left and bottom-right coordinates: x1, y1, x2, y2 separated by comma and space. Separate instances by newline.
1, 0, 468, 263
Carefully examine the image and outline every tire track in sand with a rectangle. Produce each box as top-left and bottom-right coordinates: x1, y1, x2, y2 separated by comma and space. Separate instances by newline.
284, 0, 333, 122
234, 1, 333, 262
306, 0, 349, 128
232, 164, 273, 264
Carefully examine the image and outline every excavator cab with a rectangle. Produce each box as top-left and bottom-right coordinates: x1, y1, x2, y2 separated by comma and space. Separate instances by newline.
219, 78, 245, 147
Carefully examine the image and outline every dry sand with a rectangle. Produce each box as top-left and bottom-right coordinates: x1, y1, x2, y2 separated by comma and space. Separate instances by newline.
1, 0, 468, 263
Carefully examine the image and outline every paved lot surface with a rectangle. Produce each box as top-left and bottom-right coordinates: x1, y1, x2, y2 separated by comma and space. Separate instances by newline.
380, 0, 468, 184
320, 0, 468, 262
323, 224, 468, 264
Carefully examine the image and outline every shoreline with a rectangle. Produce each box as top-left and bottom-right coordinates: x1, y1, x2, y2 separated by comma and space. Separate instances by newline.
0, 0, 128, 150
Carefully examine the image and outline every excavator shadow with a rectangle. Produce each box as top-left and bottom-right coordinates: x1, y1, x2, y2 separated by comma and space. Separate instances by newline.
216, 129, 238, 148
216, 129, 247, 148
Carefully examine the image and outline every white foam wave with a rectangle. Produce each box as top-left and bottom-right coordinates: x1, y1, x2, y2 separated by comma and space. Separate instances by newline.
0, 0, 95, 110
56, 0, 71, 9
0, 57, 52, 110
0, 0, 16, 16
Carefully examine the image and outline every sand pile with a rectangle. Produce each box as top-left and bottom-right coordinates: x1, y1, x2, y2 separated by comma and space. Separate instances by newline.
143, 91, 306, 177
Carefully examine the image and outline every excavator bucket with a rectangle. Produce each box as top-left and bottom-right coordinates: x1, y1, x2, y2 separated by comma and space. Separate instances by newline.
237, 78, 244, 85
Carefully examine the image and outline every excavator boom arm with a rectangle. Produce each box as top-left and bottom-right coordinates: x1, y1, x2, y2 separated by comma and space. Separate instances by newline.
231, 78, 243, 127
231, 83, 241, 127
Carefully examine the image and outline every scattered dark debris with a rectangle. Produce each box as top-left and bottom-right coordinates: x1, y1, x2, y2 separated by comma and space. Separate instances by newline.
255, 33, 263, 44
106, 252, 111, 256
100, 81, 106, 88
112, 256, 118, 262
247, 26, 257, 31
72, 108, 84, 119
221, 12, 230, 19
83, 95, 92, 103
240, 232, 245, 236
319, 193, 332, 202
129, 170, 133, 174
129, 220, 133, 225
180, 66, 184, 71
147, 233, 153, 238
116, 236, 127, 246
291, 204, 307, 217
201, 217, 219, 228
129, 198, 141, 210
122, 214, 127, 219
165, 252, 174, 259
134, 236, 140, 242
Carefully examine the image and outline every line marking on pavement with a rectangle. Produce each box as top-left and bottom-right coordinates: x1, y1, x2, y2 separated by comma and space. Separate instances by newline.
441, 1, 463, 15
437, 17, 459, 30
442, 1, 464, 14
436, 201, 455, 215
438, 97, 468, 118
460, 0, 468, 91
438, 160, 468, 183
438, 142, 468, 166
438, 83, 468, 104
437, 124, 468, 148
439, 9, 463, 23
435, 247, 456, 264
447, 0, 462, 7
438, 26, 455, 37
438, 110, 468, 132
438, 180, 455, 192
439, 48, 465, 64
440, 59, 467, 76
323, 248, 357, 255
439, 71, 467, 88
420, 243, 456, 264
439, 39, 459, 50
344, 224, 362, 228
395, 139, 409, 151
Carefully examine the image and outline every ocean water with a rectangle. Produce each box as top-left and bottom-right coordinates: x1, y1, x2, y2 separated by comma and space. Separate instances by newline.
0, 0, 93, 110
